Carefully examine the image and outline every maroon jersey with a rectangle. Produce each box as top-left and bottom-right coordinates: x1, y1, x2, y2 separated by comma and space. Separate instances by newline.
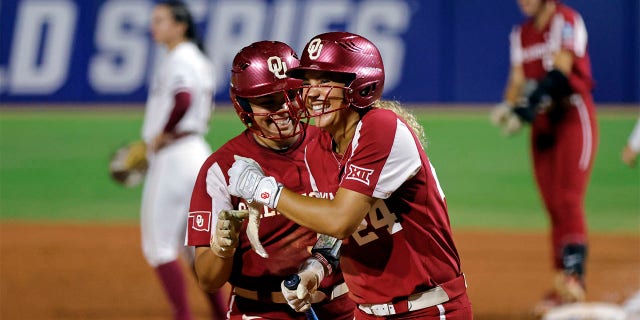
511, 4, 598, 276
186, 126, 342, 293
510, 3, 593, 94
316, 108, 462, 304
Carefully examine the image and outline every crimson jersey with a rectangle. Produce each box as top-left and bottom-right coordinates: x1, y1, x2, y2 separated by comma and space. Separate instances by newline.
324, 108, 462, 304
510, 4, 593, 94
510, 3, 598, 274
186, 126, 343, 293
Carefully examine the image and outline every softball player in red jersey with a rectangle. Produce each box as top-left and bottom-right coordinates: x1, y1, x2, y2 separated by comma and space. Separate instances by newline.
141, 2, 225, 319
492, 0, 598, 312
186, 41, 354, 320
227, 32, 472, 319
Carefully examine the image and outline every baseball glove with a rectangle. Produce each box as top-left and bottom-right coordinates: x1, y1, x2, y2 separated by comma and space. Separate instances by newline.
109, 140, 148, 187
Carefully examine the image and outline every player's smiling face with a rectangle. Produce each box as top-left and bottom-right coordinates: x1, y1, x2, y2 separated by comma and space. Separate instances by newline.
301, 71, 350, 129
247, 91, 302, 147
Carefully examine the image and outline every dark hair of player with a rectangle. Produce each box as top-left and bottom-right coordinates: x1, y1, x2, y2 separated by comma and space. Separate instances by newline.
159, 0, 205, 53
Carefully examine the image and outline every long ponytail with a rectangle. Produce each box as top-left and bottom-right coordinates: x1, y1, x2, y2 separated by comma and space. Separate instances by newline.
374, 100, 427, 148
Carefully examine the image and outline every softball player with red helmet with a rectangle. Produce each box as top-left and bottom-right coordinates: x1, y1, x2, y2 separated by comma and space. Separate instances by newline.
141, 2, 226, 319
490, 0, 598, 314
227, 32, 473, 319
186, 41, 354, 319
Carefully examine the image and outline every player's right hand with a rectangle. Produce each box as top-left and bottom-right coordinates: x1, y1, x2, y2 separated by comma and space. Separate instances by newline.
502, 112, 524, 136
281, 270, 327, 312
210, 210, 249, 258
490, 102, 524, 136
490, 102, 513, 127
622, 144, 639, 167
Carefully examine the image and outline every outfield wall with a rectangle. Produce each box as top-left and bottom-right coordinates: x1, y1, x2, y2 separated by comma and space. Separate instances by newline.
1, 0, 638, 105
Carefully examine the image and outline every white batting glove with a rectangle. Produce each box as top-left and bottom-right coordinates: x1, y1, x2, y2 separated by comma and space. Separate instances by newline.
210, 210, 249, 258
227, 155, 283, 208
490, 102, 513, 127
281, 259, 327, 312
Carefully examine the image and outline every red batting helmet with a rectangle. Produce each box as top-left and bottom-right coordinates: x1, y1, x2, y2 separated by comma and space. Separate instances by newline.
287, 32, 385, 109
230, 41, 305, 139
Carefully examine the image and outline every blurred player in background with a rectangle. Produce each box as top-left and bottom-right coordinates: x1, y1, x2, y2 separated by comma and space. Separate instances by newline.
621, 118, 640, 167
186, 40, 354, 319
227, 32, 472, 319
141, 1, 226, 319
490, 0, 598, 314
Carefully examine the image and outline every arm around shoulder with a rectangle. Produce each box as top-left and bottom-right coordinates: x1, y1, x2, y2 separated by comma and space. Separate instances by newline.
276, 187, 375, 239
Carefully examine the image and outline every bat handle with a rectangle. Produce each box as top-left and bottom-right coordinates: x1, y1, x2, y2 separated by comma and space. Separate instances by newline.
283, 274, 320, 320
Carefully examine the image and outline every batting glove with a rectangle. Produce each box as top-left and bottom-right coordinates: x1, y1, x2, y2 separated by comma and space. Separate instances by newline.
281, 259, 327, 312
210, 210, 249, 258
227, 155, 283, 208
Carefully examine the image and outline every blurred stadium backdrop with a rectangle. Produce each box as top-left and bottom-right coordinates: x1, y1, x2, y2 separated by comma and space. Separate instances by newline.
1, 0, 638, 103
0, 0, 638, 319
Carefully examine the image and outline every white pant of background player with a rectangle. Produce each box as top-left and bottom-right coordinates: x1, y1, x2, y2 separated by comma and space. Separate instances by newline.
141, 135, 211, 266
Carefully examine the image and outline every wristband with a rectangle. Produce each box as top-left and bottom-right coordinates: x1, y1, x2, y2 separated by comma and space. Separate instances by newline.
300, 257, 326, 282
312, 252, 333, 276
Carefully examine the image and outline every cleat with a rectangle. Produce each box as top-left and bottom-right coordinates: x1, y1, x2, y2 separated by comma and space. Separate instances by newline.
553, 272, 585, 303
532, 272, 586, 318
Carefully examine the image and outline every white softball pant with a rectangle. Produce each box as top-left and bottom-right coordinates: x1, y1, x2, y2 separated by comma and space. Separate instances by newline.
140, 135, 211, 267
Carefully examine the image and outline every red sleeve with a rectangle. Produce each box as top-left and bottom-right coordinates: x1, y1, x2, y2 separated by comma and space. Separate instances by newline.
187, 156, 215, 246
163, 91, 191, 133
340, 109, 422, 199
340, 109, 396, 197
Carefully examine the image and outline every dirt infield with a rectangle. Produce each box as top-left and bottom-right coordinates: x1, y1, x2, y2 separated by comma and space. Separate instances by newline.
1, 223, 638, 320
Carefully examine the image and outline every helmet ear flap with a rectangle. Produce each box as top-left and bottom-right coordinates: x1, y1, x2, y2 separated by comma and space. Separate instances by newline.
349, 79, 383, 108
231, 94, 254, 125
236, 97, 253, 124
241, 114, 253, 125
358, 82, 378, 97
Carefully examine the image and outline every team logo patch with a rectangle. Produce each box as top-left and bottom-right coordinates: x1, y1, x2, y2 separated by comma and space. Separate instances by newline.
188, 211, 211, 232
267, 56, 287, 79
345, 164, 374, 186
307, 38, 323, 60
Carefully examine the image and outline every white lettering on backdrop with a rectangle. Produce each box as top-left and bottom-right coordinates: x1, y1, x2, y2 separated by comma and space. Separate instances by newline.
1, 0, 410, 97
8, 0, 77, 94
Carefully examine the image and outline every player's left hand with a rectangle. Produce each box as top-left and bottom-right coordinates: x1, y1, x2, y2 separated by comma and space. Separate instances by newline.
227, 155, 283, 208
109, 140, 148, 187
280, 270, 327, 312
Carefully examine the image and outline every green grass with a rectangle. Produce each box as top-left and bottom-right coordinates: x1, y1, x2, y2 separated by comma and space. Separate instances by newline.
0, 107, 638, 233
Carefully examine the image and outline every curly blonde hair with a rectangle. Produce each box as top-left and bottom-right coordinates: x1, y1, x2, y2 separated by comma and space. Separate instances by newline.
373, 100, 427, 147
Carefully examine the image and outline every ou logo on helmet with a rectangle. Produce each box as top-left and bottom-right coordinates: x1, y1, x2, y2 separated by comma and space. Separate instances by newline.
307, 38, 323, 60
267, 56, 287, 79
